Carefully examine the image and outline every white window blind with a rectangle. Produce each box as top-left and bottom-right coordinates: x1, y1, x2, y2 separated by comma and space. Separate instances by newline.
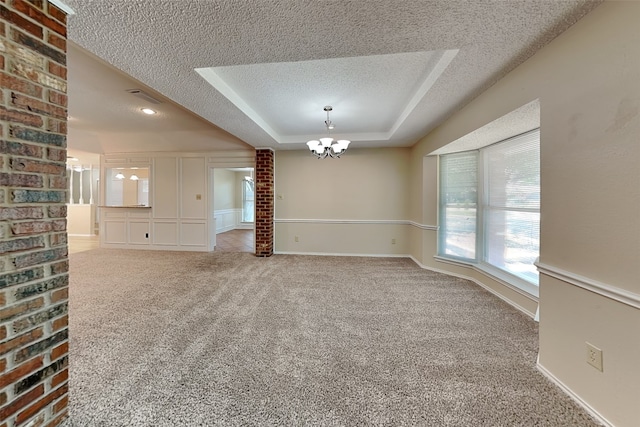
242, 178, 255, 223
439, 129, 540, 289
439, 151, 478, 260
483, 131, 540, 283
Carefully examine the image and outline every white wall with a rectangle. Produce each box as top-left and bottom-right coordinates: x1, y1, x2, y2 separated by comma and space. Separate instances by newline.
274, 148, 413, 255
212, 169, 243, 233
409, 3, 640, 425
67, 167, 99, 235
67, 204, 96, 236
213, 169, 237, 210
100, 151, 254, 251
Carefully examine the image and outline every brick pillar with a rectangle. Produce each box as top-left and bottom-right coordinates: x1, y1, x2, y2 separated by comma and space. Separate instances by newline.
0, 1, 70, 426
255, 149, 274, 257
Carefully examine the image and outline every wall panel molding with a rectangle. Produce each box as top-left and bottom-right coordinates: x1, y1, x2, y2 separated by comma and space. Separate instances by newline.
214, 208, 242, 233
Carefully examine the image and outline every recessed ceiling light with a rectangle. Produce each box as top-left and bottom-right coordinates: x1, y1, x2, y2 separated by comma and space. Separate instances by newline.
141, 108, 156, 115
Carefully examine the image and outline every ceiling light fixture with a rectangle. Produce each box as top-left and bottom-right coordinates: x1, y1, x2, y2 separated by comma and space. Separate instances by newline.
130, 174, 139, 181
115, 172, 125, 180
141, 108, 156, 115
306, 106, 351, 159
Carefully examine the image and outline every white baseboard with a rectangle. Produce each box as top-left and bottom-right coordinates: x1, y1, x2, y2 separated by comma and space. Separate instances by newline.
216, 225, 236, 234
272, 250, 536, 319
274, 250, 411, 258
99, 243, 208, 252
235, 224, 254, 230
536, 363, 613, 427
408, 256, 536, 319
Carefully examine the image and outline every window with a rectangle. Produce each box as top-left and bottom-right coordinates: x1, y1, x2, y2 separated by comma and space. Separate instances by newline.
439, 151, 478, 260
483, 134, 540, 283
439, 129, 540, 287
242, 178, 254, 223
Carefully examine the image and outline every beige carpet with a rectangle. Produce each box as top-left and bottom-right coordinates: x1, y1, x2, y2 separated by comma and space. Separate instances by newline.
63, 249, 599, 426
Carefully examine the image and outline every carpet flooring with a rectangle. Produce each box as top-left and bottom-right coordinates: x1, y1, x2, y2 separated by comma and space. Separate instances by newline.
63, 249, 599, 426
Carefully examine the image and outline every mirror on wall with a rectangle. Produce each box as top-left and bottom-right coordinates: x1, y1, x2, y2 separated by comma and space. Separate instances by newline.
104, 167, 150, 207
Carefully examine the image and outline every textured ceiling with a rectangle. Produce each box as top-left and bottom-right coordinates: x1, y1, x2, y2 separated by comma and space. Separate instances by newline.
63, 0, 602, 152
429, 100, 540, 155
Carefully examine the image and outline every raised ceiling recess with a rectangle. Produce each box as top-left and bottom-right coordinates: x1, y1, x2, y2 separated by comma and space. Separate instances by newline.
196, 50, 457, 146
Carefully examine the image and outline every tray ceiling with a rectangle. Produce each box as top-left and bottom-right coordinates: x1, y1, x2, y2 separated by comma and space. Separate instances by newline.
196, 50, 457, 144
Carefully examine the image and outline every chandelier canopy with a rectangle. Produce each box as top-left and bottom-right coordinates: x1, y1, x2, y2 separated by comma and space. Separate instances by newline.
306, 106, 351, 159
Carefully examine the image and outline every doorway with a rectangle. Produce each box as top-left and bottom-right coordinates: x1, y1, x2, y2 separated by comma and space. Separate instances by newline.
210, 167, 255, 253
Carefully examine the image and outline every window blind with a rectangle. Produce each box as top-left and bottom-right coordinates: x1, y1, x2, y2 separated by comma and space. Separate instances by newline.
439, 151, 478, 260
439, 129, 540, 287
484, 130, 540, 283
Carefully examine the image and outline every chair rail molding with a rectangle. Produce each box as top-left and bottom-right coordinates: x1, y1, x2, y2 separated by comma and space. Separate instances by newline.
274, 218, 437, 229
535, 261, 640, 310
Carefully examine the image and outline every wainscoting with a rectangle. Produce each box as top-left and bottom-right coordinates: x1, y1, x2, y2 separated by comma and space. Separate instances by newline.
214, 208, 242, 233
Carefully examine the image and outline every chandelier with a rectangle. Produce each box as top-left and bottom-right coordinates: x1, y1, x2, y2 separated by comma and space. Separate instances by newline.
306, 106, 351, 159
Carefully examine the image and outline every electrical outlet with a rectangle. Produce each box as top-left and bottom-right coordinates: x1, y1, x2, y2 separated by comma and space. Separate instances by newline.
391, 238, 396, 245
294, 236, 299, 242
586, 342, 603, 372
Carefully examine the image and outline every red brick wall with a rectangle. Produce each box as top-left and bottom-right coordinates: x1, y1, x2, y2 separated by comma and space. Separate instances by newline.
0, 1, 69, 426
255, 149, 274, 257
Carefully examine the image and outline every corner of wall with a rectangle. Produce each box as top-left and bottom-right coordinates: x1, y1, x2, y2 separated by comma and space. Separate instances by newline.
0, 1, 70, 424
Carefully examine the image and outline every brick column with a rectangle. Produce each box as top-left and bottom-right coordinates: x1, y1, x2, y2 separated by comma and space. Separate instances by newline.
0, 1, 70, 426
255, 149, 274, 257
